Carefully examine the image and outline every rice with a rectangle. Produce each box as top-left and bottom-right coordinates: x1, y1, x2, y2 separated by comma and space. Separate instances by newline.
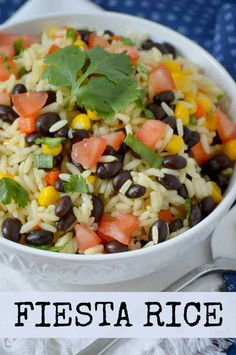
0, 25, 232, 256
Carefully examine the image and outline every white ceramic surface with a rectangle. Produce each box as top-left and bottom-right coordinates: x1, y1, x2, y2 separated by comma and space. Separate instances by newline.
0, 12, 236, 285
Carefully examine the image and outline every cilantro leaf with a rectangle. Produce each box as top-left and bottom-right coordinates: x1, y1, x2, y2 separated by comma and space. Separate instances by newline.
84, 46, 133, 83
35, 137, 64, 148
64, 175, 88, 193
0, 178, 29, 207
42, 45, 86, 88
121, 36, 135, 46
76, 76, 140, 118
29, 242, 68, 252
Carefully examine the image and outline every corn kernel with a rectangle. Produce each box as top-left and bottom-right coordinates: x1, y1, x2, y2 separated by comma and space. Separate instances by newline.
210, 181, 223, 203
87, 110, 98, 120
0, 173, 13, 179
87, 175, 96, 184
223, 139, 236, 161
47, 27, 59, 37
38, 186, 60, 207
42, 144, 63, 156
162, 59, 181, 73
70, 113, 91, 130
172, 73, 190, 93
204, 112, 217, 132
74, 39, 87, 48
184, 92, 197, 115
165, 134, 184, 154
175, 101, 190, 125
197, 93, 212, 113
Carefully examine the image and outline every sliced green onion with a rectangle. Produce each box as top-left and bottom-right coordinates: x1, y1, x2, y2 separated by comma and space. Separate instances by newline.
13, 38, 24, 55
217, 93, 224, 101
144, 108, 155, 119
121, 36, 135, 46
29, 242, 68, 252
124, 134, 163, 168
33, 154, 54, 169
35, 137, 64, 148
66, 28, 77, 42
137, 59, 149, 75
189, 115, 197, 126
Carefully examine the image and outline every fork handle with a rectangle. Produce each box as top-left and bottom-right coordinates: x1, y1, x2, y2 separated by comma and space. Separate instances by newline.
163, 263, 225, 292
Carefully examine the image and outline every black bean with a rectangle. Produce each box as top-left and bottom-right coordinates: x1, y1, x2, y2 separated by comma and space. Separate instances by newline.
187, 131, 201, 148
162, 116, 177, 130
202, 154, 231, 175
104, 30, 114, 36
2, 218, 22, 243
126, 184, 146, 198
169, 219, 183, 234
215, 174, 229, 193
44, 90, 57, 106
113, 170, 132, 192
91, 195, 104, 222
25, 133, 42, 146
71, 160, 85, 172
183, 126, 191, 144
11, 84, 27, 95
201, 196, 215, 217
78, 29, 92, 44
25, 229, 53, 246
186, 149, 193, 158
154, 90, 175, 105
163, 42, 176, 58
178, 184, 189, 199
68, 128, 89, 143
104, 240, 128, 253
55, 212, 76, 231
148, 103, 166, 120
53, 154, 63, 168
118, 142, 129, 154
103, 145, 117, 156
36, 112, 60, 135
0, 105, 18, 124
54, 178, 65, 192
163, 154, 187, 169
96, 159, 123, 179
55, 196, 73, 218
149, 220, 169, 243
141, 39, 167, 54
157, 174, 181, 190
189, 204, 202, 227
54, 124, 69, 138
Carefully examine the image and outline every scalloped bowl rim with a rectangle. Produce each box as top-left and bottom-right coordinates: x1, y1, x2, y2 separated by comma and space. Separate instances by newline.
0, 11, 236, 262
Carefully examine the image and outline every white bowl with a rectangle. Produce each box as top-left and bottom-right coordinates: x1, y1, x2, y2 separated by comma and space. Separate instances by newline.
0, 12, 236, 285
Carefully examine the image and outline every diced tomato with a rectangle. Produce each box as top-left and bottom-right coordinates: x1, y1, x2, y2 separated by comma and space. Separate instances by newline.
19, 116, 37, 134
12, 92, 48, 117
88, 33, 110, 49
195, 103, 206, 119
48, 44, 60, 55
149, 64, 175, 94
216, 108, 236, 143
71, 136, 107, 169
0, 44, 15, 57
190, 141, 211, 165
114, 45, 139, 64
100, 131, 125, 151
158, 209, 174, 223
0, 33, 38, 48
75, 224, 102, 252
45, 170, 60, 186
111, 35, 122, 41
0, 57, 16, 81
32, 225, 41, 231
135, 120, 168, 149
98, 213, 139, 245
0, 91, 10, 105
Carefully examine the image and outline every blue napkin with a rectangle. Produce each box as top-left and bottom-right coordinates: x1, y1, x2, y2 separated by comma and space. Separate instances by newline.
0, 0, 236, 351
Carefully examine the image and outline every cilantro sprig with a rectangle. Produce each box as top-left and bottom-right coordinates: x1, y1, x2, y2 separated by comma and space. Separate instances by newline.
42, 45, 140, 118
64, 175, 88, 193
0, 178, 29, 208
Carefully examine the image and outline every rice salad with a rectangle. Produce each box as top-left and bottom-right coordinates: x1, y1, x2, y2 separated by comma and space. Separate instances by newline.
0, 27, 235, 255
